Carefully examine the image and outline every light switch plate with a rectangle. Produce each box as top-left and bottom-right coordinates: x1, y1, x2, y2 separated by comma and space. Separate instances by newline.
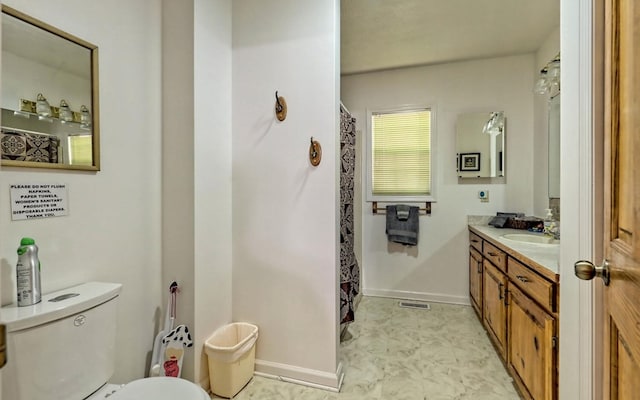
478, 190, 489, 202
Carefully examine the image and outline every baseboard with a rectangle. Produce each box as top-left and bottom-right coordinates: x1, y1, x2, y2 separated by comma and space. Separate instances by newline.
363, 288, 471, 306
254, 359, 344, 392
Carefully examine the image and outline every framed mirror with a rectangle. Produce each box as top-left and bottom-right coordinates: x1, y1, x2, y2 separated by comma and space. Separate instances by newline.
548, 94, 560, 198
456, 111, 505, 178
1, 5, 100, 170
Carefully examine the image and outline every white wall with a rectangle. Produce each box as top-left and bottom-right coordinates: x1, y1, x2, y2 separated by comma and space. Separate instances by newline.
342, 54, 535, 304
0, 0, 163, 383
161, 0, 234, 386
232, 0, 341, 388
161, 0, 196, 382
193, 0, 233, 389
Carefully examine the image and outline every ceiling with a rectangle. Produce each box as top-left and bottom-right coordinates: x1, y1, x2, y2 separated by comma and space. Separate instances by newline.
2, 11, 91, 78
341, 0, 560, 75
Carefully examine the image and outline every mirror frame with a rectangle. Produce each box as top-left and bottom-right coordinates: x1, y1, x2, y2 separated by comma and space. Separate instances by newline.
1, 5, 100, 171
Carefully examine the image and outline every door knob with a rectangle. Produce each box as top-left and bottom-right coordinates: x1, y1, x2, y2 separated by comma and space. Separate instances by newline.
574, 259, 610, 286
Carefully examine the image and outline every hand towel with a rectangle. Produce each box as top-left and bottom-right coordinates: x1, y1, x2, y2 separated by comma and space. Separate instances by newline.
396, 204, 411, 220
386, 205, 420, 245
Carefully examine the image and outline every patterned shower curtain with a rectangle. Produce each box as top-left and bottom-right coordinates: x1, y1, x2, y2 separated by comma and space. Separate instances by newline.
340, 105, 360, 326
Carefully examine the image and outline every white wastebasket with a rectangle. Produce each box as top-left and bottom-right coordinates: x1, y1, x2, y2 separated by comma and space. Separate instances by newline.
204, 322, 258, 398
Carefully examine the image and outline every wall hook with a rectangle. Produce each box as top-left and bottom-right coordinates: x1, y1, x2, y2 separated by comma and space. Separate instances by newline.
309, 137, 322, 167
275, 91, 287, 121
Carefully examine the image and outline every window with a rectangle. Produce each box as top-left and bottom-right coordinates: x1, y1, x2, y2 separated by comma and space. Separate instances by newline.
68, 135, 93, 166
367, 107, 435, 202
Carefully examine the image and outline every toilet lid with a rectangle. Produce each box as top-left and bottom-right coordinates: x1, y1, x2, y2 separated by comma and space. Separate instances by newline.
109, 377, 209, 400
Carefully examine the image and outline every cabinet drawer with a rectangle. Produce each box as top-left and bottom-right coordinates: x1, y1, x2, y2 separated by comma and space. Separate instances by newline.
469, 231, 483, 252
483, 241, 506, 272
508, 257, 556, 313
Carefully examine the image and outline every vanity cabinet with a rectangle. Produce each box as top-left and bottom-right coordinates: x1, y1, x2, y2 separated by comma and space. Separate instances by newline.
468, 231, 484, 319
508, 284, 557, 400
483, 260, 508, 359
467, 226, 559, 400
469, 245, 483, 318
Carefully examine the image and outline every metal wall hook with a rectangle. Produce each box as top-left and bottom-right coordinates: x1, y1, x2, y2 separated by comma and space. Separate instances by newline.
310, 137, 316, 156
275, 91, 287, 121
309, 137, 321, 166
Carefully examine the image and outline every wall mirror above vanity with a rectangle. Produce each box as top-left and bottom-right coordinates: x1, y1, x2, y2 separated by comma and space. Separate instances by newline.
548, 94, 560, 199
1, 5, 100, 171
456, 111, 505, 179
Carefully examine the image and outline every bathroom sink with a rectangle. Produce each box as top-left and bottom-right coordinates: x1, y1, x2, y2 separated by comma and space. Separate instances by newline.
501, 233, 559, 245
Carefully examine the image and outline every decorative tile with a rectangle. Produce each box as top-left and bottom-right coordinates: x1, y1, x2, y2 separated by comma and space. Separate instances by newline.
210, 297, 520, 399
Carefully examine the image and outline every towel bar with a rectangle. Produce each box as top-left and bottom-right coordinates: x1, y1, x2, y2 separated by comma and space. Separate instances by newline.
372, 201, 431, 215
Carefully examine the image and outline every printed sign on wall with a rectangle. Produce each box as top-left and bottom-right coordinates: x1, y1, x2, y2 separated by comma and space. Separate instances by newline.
10, 184, 69, 221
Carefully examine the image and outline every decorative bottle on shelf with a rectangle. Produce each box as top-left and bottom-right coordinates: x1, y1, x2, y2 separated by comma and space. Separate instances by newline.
16, 237, 42, 307
543, 209, 555, 236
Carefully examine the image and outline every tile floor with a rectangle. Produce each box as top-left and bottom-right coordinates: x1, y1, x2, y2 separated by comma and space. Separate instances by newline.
211, 296, 520, 399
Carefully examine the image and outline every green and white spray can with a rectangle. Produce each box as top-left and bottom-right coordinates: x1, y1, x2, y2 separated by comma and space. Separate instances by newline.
16, 237, 41, 306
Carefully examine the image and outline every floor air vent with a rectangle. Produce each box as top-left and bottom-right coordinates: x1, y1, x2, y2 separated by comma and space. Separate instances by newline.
398, 301, 431, 310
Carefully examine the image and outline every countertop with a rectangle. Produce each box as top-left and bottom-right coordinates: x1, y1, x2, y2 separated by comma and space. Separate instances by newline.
469, 224, 560, 279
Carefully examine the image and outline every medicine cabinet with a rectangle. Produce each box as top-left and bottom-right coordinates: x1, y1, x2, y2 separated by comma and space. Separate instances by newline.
548, 94, 560, 198
456, 111, 505, 179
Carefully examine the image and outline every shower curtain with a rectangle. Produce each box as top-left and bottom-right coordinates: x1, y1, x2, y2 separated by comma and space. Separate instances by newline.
340, 105, 360, 326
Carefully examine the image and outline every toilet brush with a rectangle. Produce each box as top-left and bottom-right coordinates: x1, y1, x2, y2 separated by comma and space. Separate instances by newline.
149, 281, 178, 376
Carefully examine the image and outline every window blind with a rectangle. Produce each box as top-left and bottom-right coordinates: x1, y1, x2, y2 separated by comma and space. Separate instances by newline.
371, 109, 431, 196
68, 135, 93, 166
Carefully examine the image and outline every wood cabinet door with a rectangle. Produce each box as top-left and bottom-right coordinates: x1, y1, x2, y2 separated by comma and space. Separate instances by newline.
483, 260, 507, 359
469, 246, 483, 318
508, 284, 557, 400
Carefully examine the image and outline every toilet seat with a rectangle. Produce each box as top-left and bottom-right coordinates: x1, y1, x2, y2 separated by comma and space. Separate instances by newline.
108, 377, 209, 400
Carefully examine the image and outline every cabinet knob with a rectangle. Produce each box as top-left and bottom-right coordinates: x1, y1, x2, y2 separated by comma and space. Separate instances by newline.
574, 259, 610, 286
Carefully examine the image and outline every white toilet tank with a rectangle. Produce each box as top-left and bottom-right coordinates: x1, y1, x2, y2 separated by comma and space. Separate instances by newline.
0, 282, 122, 400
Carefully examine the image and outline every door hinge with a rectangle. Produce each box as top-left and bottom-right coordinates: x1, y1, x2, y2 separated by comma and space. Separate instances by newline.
552, 336, 558, 349
0, 324, 6, 369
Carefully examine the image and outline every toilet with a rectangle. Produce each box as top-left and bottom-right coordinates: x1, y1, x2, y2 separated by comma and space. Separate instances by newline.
0, 281, 209, 400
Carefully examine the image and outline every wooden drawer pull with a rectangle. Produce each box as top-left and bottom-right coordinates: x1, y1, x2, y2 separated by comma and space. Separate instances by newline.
488, 252, 498, 257
516, 275, 530, 283
471, 239, 479, 243
477, 262, 483, 273
499, 283, 505, 300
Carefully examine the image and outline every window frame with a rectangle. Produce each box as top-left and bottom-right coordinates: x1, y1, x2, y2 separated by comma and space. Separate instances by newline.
365, 105, 437, 203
